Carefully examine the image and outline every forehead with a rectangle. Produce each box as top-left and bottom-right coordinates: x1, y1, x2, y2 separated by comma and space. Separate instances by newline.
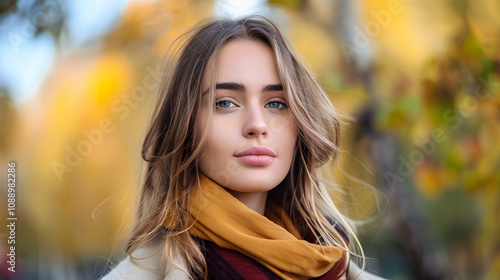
203, 39, 281, 88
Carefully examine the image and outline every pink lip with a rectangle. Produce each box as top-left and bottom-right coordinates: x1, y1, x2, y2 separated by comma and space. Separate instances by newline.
234, 146, 276, 166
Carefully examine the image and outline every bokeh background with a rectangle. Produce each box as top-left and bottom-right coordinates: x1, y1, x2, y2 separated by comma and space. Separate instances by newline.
0, 0, 499, 279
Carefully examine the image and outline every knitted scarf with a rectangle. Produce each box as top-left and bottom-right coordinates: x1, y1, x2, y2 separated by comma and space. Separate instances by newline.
191, 235, 348, 280
164, 174, 347, 279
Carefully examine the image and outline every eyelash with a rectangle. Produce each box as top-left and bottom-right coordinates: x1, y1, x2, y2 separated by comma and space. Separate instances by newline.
266, 98, 288, 109
214, 97, 238, 110
214, 97, 288, 110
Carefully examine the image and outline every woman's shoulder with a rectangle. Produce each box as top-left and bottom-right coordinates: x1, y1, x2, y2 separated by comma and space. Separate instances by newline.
100, 233, 189, 280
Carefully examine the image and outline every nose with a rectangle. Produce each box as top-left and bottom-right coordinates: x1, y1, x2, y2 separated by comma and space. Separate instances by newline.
242, 105, 268, 138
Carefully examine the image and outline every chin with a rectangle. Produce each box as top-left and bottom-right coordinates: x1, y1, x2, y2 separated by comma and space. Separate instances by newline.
229, 185, 275, 193
228, 175, 285, 193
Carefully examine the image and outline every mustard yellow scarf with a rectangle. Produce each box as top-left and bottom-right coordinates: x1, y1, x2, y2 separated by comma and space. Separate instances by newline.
164, 174, 345, 279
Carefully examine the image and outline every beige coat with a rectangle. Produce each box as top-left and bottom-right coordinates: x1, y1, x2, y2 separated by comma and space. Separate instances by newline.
100, 234, 189, 280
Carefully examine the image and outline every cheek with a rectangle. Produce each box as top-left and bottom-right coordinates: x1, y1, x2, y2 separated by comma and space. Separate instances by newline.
285, 122, 298, 163
275, 117, 297, 149
272, 117, 297, 163
204, 118, 234, 157
285, 124, 297, 156
196, 109, 214, 168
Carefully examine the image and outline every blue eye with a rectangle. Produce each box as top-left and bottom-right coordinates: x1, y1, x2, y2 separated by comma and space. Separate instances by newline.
266, 101, 287, 109
215, 99, 236, 109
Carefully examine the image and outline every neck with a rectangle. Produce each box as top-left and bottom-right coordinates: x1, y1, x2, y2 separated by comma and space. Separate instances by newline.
225, 189, 268, 215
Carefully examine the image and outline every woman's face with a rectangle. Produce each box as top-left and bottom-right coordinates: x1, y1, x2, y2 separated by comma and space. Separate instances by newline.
197, 39, 297, 194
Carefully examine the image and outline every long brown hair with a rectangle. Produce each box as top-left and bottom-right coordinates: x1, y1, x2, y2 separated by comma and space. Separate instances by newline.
126, 15, 364, 279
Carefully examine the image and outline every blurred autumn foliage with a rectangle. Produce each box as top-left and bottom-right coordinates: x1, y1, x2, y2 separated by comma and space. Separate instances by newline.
0, 0, 498, 279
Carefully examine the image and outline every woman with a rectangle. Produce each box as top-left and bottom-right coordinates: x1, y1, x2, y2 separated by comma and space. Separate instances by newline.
102, 16, 383, 280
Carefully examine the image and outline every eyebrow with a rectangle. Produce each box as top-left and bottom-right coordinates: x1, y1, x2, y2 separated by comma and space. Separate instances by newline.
216, 82, 244, 91
263, 84, 283, 91
215, 82, 283, 92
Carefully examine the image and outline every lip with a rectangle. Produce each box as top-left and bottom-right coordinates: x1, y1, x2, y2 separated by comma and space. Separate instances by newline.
234, 146, 276, 166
